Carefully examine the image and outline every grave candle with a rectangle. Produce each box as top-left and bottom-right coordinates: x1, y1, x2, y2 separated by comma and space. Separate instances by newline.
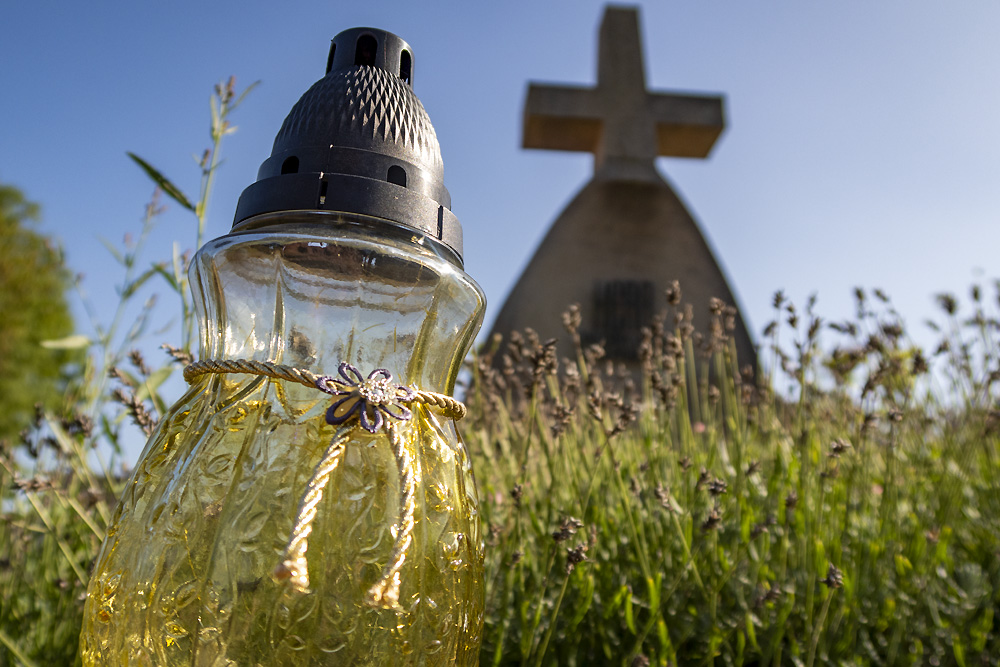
80, 25, 486, 666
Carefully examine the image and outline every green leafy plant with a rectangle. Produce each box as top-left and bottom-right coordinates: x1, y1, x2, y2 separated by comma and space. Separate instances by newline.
0, 77, 254, 666
466, 286, 1000, 665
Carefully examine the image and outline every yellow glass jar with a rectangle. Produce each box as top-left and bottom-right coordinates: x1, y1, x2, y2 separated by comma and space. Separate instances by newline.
80, 213, 486, 665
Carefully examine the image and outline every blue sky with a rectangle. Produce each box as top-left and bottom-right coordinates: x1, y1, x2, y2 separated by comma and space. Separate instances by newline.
4, 0, 1000, 364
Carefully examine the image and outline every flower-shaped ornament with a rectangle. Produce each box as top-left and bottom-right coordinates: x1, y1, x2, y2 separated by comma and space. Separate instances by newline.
316, 363, 416, 433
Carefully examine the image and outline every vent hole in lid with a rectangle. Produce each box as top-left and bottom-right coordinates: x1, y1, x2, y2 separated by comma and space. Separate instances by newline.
387, 165, 407, 187
399, 50, 412, 84
355, 34, 377, 66
326, 43, 336, 73
281, 156, 299, 174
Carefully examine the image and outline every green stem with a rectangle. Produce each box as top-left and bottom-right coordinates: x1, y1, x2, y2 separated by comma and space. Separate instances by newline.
806, 590, 834, 667
21, 488, 88, 585
0, 628, 40, 667
522, 546, 557, 663
606, 442, 654, 583
669, 511, 708, 600
533, 569, 572, 667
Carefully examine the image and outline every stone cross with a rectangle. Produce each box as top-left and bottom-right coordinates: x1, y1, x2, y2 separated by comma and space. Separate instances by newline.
522, 7, 725, 173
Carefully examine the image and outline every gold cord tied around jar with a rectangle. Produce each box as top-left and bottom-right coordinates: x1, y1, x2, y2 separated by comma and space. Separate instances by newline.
183, 359, 467, 610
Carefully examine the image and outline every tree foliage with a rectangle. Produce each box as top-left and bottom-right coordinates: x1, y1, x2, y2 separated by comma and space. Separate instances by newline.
0, 183, 76, 441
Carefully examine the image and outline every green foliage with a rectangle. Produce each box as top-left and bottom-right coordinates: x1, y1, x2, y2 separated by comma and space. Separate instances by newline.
0, 77, 253, 666
467, 290, 1000, 665
0, 184, 77, 442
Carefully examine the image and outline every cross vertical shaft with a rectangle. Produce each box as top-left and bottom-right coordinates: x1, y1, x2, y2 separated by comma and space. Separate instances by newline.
522, 7, 725, 176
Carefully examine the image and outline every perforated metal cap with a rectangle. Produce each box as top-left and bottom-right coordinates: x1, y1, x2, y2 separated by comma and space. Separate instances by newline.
233, 27, 463, 261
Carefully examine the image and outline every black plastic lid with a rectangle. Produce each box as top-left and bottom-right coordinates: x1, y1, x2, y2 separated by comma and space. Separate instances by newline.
233, 27, 463, 262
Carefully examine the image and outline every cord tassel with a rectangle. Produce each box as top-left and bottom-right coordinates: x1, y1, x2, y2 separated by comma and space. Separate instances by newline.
273, 426, 351, 593
365, 423, 417, 609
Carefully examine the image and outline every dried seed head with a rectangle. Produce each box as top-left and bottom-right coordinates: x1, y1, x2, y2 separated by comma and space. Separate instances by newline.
862, 413, 878, 433
701, 505, 722, 532
107, 366, 135, 389
113, 388, 158, 436
584, 343, 606, 366
509, 484, 523, 508
707, 478, 728, 497
754, 584, 782, 609
821, 564, 844, 589
638, 327, 654, 370
549, 402, 575, 439
507, 331, 526, 363
696, 468, 711, 491
608, 399, 640, 437
561, 304, 582, 336
666, 335, 683, 359
807, 316, 823, 341
128, 349, 151, 377
785, 490, 798, 511
530, 338, 559, 382
162, 343, 194, 366
741, 384, 755, 406
552, 516, 584, 543
829, 438, 852, 458
936, 293, 958, 316
654, 483, 674, 512
881, 322, 903, 340
587, 389, 603, 422
63, 413, 95, 439
566, 544, 588, 573
13, 475, 55, 492
666, 280, 682, 306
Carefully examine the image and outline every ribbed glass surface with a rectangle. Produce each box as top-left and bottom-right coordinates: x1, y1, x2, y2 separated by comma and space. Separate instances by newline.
80, 214, 486, 666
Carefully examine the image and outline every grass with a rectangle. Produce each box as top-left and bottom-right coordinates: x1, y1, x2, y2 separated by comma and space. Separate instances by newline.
465, 291, 1000, 665
1, 78, 998, 665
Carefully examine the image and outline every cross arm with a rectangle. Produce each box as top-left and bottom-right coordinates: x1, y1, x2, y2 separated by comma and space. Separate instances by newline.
647, 92, 725, 158
522, 83, 603, 153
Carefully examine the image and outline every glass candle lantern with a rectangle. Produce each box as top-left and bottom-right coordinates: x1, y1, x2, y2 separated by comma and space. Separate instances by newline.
80, 26, 486, 666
